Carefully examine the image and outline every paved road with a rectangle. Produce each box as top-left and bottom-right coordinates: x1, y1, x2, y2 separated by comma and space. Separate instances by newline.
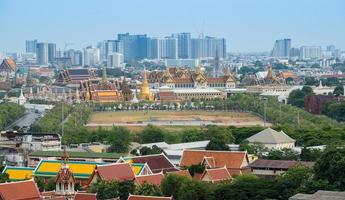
6, 111, 42, 130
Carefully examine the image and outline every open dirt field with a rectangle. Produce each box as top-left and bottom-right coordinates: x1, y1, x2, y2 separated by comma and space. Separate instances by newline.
86, 111, 265, 130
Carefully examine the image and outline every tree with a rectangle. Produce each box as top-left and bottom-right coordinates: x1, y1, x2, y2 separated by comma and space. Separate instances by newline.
118, 180, 135, 200
107, 126, 131, 153
300, 147, 322, 161
204, 125, 235, 144
264, 148, 299, 160
205, 137, 230, 151
314, 147, 345, 190
140, 124, 165, 143
177, 179, 208, 200
239, 141, 266, 155
181, 128, 205, 142
288, 86, 314, 108
89, 180, 119, 200
187, 164, 205, 177
0, 173, 9, 183
211, 174, 277, 200
161, 174, 189, 199
333, 85, 344, 96
139, 145, 165, 156
135, 182, 162, 196
276, 166, 313, 200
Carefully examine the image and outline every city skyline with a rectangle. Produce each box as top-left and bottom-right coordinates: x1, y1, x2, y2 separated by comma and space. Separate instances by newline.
1, 0, 345, 53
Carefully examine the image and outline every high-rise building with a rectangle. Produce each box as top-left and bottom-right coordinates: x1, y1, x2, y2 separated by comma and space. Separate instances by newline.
175, 32, 191, 59
271, 39, 291, 58
117, 33, 148, 61
191, 36, 226, 59
300, 46, 322, 60
66, 49, 83, 66
98, 40, 121, 61
147, 38, 159, 59
107, 53, 124, 68
83, 46, 100, 66
159, 36, 178, 59
290, 48, 300, 58
26, 40, 37, 53
48, 43, 56, 63
36, 42, 48, 65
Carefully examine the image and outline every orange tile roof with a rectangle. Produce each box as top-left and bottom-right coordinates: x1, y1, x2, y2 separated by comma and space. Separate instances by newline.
0, 179, 41, 200
180, 150, 249, 170
167, 170, 191, 178
135, 173, 164, 186
128, 195, 172, 200
74, 192, 97, 200
94, 163, 135, 182
200, 167, 232, 183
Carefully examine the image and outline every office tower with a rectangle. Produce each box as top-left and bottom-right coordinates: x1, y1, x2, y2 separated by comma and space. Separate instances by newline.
175, 32, 191, 59
300, 46, 322, 60
107, 53, 124, 68
26, 40, 37, 53
159, 36, 178, 59
117, 33, 148, 61
290, 48, 300, 58
271, 39, 291, 58
36, 43, 48, 65
83, 46, 100, 66
99, 40, 121, 61
191, 36, 226, 59
327, 45, 336, 52
48, 43, 56, 63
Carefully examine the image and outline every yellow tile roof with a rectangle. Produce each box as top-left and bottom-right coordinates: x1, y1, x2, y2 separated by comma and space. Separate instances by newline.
2, 166, 34, 181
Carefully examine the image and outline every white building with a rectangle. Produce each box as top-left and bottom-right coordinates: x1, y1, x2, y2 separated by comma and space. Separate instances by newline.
300, 46, 322, 60
246, 128, 295, 150
107, 53, 124, 68
83, 46, 100, 66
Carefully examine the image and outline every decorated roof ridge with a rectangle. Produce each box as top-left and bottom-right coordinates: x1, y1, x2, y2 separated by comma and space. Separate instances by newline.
134, 171, 164, 177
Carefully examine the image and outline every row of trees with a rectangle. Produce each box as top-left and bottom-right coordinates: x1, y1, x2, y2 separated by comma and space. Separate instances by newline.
88, 147, 345, 200
0, 103, 25, 130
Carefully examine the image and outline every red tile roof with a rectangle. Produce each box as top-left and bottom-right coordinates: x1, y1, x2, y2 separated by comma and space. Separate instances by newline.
180, 150, 249, 171
74, 192, 97, 200
128, 195, 172, 200
0, 179, 41, 200
127, 154, 176, 173
135, 173, 164, 186
167, 170, 191, 178
200, 167, 232, 183
94, 163, 135, 182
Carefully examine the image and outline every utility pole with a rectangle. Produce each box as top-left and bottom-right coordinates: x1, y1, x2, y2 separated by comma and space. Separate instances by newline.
264, 100, 267, 127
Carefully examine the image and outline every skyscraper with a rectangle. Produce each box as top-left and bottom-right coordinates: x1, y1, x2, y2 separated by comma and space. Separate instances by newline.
271, 39, 291, 58
300, 46, 321, 60
175, 32, 191, 59
147, 38, 159, 59
83, 46, 100, 66
36, 42, 48, 65
117, 33, 148, 61
48, 43, 56, 63
191, 36, 226, 59
26, 40, 37, 53
159, 36, 178, 59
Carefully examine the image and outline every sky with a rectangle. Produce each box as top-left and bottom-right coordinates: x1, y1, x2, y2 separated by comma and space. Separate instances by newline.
1, 0, 345, 53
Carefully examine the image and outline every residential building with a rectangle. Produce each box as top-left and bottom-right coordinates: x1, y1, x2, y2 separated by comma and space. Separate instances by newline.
83, 46, 100, 66
66, 49, 83, 66
99, 40, 121, 61
271, 39, 291, 58
25, 40, 37, 54
36, 42, 48, 65
159, 36, 178, 59
191, 36, 226, 59
176, 32, 192, 59
245, 128, 296, 150
300, 46, 322, 60
107, 52, 124, 68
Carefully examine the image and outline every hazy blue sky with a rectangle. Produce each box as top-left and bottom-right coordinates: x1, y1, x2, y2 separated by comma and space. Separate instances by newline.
1, 0, 344, 52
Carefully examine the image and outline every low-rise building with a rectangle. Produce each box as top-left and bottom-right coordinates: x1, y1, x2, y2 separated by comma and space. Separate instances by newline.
289, 190, 345, 200
246, 128, 295, 150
